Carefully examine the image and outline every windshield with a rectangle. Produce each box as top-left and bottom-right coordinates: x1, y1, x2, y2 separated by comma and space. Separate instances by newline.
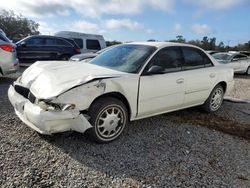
90, 44, 156, 73
212, 53, 232, 61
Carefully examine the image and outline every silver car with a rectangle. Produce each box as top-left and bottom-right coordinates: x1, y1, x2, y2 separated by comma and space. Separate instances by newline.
212, 52, 250, 75
0, 29, 19, 76
70, 46, 115, 62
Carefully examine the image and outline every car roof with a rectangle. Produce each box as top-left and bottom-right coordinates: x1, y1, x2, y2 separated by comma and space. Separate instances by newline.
16, 35, 79, 48
127, 41, 199, 49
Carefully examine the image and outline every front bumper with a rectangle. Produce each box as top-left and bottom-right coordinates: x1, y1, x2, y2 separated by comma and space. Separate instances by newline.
8, 85, 92, 134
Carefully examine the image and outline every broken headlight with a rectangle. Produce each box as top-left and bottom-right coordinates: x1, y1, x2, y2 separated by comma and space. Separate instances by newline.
38, 100, 76, 111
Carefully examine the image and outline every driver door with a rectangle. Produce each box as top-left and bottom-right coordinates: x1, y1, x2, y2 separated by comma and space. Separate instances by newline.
137, 47, 185, 118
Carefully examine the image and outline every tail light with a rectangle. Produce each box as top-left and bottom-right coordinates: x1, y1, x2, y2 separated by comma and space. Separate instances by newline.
74, 48, 81, 53
0, 44, 15, 52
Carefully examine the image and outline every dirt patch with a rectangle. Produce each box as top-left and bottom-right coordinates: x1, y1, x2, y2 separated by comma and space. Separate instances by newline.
168, 108, 250, 141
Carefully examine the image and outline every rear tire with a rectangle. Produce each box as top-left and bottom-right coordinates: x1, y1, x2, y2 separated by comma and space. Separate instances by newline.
202, 85, 224, 113
87, 97, 128, 143
60, 55, 70, 61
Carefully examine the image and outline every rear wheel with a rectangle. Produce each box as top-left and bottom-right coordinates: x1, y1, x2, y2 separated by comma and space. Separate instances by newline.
87, 97, 128, 143
60, 55, 70, 61
202, 85, 224, 112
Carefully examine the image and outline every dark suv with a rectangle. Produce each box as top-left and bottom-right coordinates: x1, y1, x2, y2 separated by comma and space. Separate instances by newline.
16, 35, 81, 64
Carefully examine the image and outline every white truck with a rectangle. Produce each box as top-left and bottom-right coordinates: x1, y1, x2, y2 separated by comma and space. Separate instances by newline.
54, 31, 106, 53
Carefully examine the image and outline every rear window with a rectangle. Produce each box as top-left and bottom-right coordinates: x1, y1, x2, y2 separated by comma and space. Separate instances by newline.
56, 39, 72, 47
86, 39, 101, 50
182, 47, 213, 69
45, 38, 56, 45
72, 38, 83, 48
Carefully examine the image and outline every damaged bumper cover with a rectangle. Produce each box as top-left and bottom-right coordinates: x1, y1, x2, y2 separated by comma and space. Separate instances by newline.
8, 85, 92, 135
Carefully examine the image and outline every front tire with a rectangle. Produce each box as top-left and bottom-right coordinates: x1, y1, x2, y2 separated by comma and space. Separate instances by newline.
202, 85, 224, 112
87, 97, 128, 143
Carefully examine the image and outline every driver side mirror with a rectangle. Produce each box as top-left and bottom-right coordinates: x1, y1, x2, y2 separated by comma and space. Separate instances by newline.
145, 65, 165, 75
231, 58, 238, 62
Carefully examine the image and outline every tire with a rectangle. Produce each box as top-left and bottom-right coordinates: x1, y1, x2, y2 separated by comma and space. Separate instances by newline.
60, 55, 70, 61
202, 85, 224, 113
87, 97, 128, 143
246, 66, 250, 75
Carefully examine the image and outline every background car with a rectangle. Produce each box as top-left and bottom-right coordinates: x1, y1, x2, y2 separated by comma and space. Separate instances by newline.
206, 50, 219, 55
70, 46, 115, 62
16, 35, 81, 64
69, 52, 98, 62
54, 31, 106, 53
0, 29, 19, 76
212, 52, 250, 74
240, 51, 250, 56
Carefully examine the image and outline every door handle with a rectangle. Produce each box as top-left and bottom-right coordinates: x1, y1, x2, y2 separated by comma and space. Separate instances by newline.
209, 73, 216, 78
176, 78, 184, 84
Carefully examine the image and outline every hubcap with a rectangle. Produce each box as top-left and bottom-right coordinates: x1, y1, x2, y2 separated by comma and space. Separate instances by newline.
96, 106, 124, 139
210, 88, 223, 111
247, 67, 250, 75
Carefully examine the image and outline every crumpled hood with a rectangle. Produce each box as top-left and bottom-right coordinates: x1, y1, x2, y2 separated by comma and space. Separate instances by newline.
20, 61, 128, 99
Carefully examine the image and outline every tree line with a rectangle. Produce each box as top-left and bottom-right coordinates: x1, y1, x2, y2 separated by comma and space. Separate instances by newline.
166, 35, 250, 52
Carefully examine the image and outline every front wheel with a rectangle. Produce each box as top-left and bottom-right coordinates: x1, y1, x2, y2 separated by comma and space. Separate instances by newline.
87, 97, 128, 143
202, 85, 224, 112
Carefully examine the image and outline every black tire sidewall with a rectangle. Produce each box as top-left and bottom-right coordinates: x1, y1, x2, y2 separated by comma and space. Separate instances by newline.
88, 97, 128, 143
203, 85, 224, 112
60, 55, 69, 61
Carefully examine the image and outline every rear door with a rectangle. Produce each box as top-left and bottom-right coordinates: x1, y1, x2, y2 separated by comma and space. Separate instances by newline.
138, 47, 185, 118
181, 47, 217, 106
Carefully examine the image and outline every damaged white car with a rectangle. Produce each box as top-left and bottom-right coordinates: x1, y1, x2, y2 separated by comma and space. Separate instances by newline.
8, 42, 234, 143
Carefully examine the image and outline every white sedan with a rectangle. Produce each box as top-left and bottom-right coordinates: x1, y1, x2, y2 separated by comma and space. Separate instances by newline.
212, 52, 250, 75
8, 42, 234, 143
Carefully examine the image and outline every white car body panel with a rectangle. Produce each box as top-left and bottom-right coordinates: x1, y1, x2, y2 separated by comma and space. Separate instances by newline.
214, 53, 250, 74
8, 42, 234, 135
138, 72, 185, 118
222, 59, 250, 73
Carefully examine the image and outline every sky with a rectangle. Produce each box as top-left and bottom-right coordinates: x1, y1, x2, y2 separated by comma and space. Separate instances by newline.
0, 0, 250, 45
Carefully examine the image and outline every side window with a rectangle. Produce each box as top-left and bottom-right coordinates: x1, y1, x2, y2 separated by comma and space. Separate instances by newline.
148, 47, 183, 73
72, 38, 83, 48
45, 38, 56, 45
26, 38, 45, 45
56, 39, 72, 47
86, 39, 101, 50
233, 54, 247, 60
182, 47, 213, 70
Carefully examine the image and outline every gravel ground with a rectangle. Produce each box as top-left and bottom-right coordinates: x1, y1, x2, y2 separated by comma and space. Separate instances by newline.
0, 70, 250, 187
227, 74, 250, 100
